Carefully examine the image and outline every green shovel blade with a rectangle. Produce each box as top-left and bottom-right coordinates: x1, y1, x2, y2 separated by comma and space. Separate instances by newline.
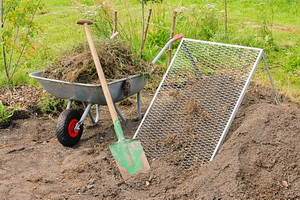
109, 138, 150, 179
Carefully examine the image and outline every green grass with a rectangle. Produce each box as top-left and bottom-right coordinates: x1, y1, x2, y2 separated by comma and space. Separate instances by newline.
0, 0, 90, 86
31, 1, 87, 67
0, 0, 299, 102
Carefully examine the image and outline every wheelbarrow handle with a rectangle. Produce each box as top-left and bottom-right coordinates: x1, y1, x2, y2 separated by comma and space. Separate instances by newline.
110, 32, 119, 39
151, 33, 184, 65
173, 33, 184, 41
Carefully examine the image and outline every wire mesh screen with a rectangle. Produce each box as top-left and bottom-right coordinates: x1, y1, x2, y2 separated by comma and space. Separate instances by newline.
134, 38, 263, 171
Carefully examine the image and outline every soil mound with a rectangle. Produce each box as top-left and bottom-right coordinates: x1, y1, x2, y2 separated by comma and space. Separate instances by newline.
173, 102, 300, 199
114, 84, 300, 200
0, 83, 299, 199
43, 39, 149, 83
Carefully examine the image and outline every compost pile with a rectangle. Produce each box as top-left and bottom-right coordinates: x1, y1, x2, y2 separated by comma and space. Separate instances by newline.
43, 39, 149, 83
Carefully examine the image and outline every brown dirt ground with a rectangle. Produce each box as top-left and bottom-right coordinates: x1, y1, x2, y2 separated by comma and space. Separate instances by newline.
0, 82, 299, 200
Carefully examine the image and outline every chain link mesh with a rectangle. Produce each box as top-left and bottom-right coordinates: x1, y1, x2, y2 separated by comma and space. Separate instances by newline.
135, 39, 263, 171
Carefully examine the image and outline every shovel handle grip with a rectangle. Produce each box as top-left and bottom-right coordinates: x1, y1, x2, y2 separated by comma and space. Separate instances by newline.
76, 19, 94, 25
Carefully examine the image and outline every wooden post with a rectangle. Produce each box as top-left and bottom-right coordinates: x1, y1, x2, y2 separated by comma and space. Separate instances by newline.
139, 8, 152, 57
168, 11, 177, 65
224, 0, 228, 38
113, 10, 117, 33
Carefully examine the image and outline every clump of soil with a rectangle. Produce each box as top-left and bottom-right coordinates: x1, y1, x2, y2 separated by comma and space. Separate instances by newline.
43, 39, 149, 83
0, 120, 12, 129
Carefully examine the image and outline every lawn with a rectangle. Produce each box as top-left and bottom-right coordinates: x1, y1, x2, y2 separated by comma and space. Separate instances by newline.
0, 0, 299, 102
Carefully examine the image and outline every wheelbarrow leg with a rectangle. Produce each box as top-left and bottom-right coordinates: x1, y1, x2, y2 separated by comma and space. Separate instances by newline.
114, 104, 126, 122
94, 104, 101, 123
75, 103, 93, 131
137, 92, 142, 119
82, 102, 96, 124
67, 100, 73, 109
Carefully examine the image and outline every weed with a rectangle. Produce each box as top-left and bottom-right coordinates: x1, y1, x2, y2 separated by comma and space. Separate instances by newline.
256, 2, 275, 47
78, 2, 113, 38
39, 94, 66, 116
198, 3, 219, 40
0, 101, 14, 122
285, 50, 300, 74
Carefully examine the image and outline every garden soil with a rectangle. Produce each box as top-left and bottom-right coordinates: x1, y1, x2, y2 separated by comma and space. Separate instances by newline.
0, 83, 299, 200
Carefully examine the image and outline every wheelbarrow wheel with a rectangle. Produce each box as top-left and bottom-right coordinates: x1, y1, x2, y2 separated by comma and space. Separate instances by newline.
56, 109, 83, 147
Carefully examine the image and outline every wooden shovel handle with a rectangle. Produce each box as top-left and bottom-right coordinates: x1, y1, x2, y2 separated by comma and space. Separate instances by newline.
78, 21, 119, 122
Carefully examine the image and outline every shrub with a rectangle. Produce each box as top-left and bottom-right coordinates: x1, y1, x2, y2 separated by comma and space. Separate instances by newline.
0, 0, 43, 93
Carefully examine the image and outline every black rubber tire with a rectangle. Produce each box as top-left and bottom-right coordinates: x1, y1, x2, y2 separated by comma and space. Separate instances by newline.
56, 109, 83, 147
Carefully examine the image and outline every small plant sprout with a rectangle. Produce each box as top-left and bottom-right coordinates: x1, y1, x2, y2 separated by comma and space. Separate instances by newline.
0, 101, 14, 122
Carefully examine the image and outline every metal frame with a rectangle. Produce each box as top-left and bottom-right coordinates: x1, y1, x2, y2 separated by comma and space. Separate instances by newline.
133, 39, 184, 137
134, 38, 280, 169
210, 49, 263, 160
68, 92, 142, 132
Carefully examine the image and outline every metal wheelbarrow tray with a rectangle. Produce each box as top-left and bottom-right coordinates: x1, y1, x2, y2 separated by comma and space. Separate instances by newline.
30, 71, 146, 146
30, 71, 146, 105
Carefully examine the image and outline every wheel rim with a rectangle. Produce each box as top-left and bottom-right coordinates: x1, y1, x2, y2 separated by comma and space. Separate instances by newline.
68, 119, 79, 137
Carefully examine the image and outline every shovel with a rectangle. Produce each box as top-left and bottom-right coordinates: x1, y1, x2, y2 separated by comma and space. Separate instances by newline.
76, 19, 150, 179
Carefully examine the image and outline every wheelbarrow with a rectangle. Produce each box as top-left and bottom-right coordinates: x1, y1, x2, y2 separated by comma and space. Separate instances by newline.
29, 33, 183, 147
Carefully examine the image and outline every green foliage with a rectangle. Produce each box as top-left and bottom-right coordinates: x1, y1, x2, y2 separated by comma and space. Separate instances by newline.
256, 2, 275, 47
0, 0, 43, 91
83, 4, 113, 38
197, 3, 219, 40
0, 100, 14, 122
45, 0, 71, 7
39, 94, 66, 115
0, 0, 298, 102
285, 50, 300, 74
147, 29, 169, 47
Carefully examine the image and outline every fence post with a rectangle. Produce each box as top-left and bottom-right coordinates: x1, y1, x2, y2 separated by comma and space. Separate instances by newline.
168, 11, 177, 65
113, 10, 117, 34
224, 0, 228, 38
139, 8, 152, 57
